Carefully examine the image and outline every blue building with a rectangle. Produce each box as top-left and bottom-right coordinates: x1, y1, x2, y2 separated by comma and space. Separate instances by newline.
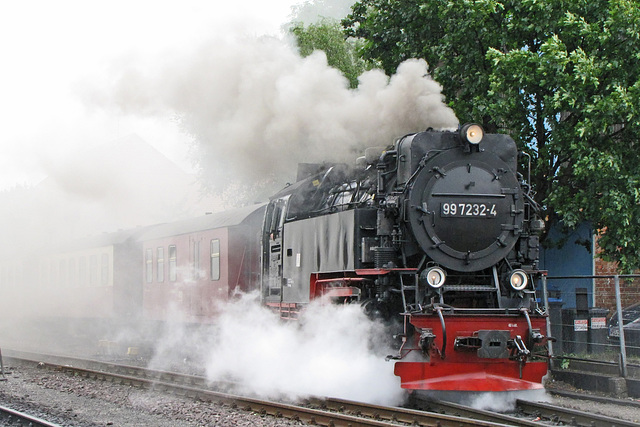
539, 222, 594, 309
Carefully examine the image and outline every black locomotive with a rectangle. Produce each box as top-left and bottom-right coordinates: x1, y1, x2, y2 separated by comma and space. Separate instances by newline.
261, 124, 550, 391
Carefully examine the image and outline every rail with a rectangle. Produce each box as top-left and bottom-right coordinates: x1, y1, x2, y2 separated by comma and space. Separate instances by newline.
516, 399, 638, 427
0, 404, 62, 427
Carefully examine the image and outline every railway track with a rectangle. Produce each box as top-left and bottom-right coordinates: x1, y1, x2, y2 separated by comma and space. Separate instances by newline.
516, 398, 637, 427
549, 387, 640, 408
0, 403, 62, 427
417, 397, 638, 427
3, 350, 506, 427
3, 349, 636, 426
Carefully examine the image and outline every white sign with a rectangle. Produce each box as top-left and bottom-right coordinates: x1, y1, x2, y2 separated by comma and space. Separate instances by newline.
574, 319, 588, 332
591, 317, 607, 329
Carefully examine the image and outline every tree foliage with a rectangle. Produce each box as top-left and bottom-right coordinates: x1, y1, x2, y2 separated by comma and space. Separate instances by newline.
290, 19, 374, 88
344, 0, 640, 271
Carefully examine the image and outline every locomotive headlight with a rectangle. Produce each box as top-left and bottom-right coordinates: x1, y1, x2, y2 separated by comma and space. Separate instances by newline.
423, 266, 446, 289
461, 123, 484, 145
509, 269, 529, 291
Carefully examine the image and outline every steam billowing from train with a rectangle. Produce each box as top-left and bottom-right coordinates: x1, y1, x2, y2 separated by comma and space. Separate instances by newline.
148, 292, 406, 405
90, 36, 458, 195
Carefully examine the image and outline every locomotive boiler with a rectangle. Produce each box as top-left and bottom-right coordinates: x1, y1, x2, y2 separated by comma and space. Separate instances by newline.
262, 124, 550, 392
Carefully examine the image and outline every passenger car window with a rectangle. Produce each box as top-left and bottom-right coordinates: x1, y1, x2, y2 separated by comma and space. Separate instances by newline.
210, 239, 220, 281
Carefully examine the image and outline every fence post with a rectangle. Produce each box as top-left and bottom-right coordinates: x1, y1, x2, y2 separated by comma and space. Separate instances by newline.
0, 347, 6, 380
614, 275, 628, 378
541, 275, 554, 365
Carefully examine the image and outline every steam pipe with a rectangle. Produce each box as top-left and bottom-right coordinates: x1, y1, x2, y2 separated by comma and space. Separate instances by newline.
435, 306, 446, 359
521, 306, 545, 351
377, 150, 397, 193
522, 307, 533, 340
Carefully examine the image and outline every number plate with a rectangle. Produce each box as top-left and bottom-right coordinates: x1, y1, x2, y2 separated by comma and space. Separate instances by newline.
441, 202, 497, 218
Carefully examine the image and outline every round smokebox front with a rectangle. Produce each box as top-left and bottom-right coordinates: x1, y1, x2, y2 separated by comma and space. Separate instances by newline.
407, 150, 524, 272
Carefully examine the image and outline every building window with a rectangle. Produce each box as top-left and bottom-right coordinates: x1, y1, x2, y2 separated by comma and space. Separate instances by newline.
101, 253, 109, 286
146, 248, 153, 283
210, 239, 220, 281
157, 247, 164, 282
169, 245, 177, 282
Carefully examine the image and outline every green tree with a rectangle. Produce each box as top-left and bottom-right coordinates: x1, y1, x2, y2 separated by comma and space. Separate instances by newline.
290, 19, 374, 88
344, 0, 640, 271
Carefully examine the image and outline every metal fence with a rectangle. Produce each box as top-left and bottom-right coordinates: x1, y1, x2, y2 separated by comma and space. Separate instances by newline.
540, 274, 640, 377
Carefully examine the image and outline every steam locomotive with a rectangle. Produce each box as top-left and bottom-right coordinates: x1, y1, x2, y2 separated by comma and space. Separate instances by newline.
0, 125, 550, 393
262, 124, 550, 392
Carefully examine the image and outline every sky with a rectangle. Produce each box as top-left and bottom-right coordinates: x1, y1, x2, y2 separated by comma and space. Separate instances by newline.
0, 0, 305, 190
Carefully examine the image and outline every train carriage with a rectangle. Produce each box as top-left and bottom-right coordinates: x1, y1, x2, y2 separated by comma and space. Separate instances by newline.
31, 228, 147, 322
0, 228, 150, 349
139, 204, 265, 323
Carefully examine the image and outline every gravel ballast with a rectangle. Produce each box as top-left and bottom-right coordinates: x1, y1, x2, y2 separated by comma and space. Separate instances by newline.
0, 361, 306, 426
3, 358, 640, 426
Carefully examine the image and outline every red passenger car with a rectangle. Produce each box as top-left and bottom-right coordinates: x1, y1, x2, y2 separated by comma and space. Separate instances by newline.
139, 204, 265, 323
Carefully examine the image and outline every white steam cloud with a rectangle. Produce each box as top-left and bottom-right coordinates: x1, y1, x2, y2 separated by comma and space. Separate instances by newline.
147, 292, 406, 406
464, 389, 551, 412
204, 293, 405, 405
89, 35, 458, 189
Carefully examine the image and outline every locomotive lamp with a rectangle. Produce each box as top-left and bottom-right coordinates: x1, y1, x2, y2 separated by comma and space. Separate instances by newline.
460, 123, 484, 145
422, 266, 446, 288
509, 269, 529, 291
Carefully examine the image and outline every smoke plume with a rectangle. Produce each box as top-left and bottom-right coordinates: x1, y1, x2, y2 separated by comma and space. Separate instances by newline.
89, 35, 458, 191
